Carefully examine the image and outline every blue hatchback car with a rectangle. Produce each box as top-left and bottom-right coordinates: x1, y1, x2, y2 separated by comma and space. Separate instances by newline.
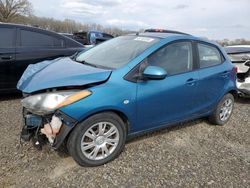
18, 30, 237, 166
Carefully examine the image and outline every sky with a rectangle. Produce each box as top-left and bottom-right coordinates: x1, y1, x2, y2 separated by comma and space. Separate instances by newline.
31, 0, 250, 40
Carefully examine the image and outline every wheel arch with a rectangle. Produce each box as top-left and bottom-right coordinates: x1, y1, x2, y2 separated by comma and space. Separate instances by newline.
80, 109, 130, 134
53, 108, 131, 150
228, 89, 238, 99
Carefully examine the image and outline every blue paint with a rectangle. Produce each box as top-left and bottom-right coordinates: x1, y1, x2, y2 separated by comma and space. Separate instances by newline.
17, 57, 112, 93
19, 33, 237, 136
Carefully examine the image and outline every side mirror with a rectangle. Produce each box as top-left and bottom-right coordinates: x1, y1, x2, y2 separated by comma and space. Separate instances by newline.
143, 66, 167, 80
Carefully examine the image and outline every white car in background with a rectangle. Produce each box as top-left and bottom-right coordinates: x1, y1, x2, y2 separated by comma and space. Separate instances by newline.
225, 45, 250, 96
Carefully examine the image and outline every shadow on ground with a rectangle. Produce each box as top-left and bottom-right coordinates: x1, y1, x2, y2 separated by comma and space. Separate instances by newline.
126, 118, 204, 144
0, 92, 22, 101
235, 96, 250, 104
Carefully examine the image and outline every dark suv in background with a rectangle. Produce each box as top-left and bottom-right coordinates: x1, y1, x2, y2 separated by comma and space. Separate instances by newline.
0, 23, 84, 93
61, 31, 114, 45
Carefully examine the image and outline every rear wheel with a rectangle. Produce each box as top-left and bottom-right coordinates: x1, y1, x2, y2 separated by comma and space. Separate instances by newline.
67, 112, 126, 166
209, 93, 234, 125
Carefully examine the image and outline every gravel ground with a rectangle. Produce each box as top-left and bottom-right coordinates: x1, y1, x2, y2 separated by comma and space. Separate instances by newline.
0, 94, 249, 188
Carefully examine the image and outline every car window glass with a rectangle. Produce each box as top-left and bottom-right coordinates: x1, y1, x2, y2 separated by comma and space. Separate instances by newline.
0, 28, 15, 48
76, 36, 159, 69
54, 37, 64, 47
147, 42, 193, 75
20, 29, 61, 47
103, 34, 113, 39
198, 43, 223, 68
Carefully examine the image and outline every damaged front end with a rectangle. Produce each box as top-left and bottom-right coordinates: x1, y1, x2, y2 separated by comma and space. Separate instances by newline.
21, 109, 76, 150
20, 90, 92, 149
17, 56, 112, 149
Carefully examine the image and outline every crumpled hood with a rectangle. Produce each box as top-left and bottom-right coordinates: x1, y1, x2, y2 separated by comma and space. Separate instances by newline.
17, 57, 112, 93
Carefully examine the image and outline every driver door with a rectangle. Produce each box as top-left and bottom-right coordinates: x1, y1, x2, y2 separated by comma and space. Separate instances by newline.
0, 26, 16, 91
135, 41, 199, 131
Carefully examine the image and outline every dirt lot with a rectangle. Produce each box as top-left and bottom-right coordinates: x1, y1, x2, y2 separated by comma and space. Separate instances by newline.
0, 95, 249, 188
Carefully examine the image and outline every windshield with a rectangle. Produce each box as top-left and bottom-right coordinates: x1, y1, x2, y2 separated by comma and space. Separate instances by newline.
75, 35, 159, 69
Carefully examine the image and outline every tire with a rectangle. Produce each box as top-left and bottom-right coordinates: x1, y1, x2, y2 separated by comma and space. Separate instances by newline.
67, 112, 127, 166
209, 93, 234, 125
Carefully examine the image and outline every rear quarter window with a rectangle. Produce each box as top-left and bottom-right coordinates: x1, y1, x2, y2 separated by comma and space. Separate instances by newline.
0, 28, 15, 48
20, 29, 64, 48
198, 43, 224, 68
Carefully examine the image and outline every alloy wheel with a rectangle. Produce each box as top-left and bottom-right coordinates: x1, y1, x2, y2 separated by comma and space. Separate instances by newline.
80, 122, 120, 160
219, 98, 233, 121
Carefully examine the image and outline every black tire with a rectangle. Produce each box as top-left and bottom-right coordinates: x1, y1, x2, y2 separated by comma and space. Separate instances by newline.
209, 93, 234, 125
67, 112, 127, 166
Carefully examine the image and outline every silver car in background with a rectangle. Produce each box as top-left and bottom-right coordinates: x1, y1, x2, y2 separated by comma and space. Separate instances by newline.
225, 45, 250, 96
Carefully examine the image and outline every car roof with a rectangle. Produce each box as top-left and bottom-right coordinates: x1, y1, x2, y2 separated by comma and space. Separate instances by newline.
0, 23, 71, 37
127, 32, 224, 53
0, 23, 84, 47
224, 45, 250, 54
59, 32, 73, 35
1, 22, 50, 31
129, 31, 191, 39
226, 45, 250, 48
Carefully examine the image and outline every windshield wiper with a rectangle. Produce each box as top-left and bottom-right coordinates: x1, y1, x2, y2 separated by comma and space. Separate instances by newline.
75, 59, 113, 70
75, 59, 98, 68
82, 61, 98, 68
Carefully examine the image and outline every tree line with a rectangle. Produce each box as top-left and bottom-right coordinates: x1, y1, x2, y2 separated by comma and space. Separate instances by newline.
13, 15, 132, 36
1, 0, 250, 44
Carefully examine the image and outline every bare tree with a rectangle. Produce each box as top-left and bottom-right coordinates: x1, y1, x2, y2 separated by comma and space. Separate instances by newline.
0, 0, 32, 22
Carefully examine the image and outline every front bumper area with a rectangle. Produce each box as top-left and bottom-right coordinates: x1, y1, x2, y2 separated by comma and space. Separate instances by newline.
52, 111, 77, 149
21, 109, 77, 150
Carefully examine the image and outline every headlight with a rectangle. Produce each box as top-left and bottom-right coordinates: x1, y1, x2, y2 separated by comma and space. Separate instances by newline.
22, 90, 92, 114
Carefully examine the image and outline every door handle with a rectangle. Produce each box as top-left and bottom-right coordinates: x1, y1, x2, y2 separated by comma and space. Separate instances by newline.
1, 55, 13, 60
186, 78, 197, 86
220, 71, 229, 78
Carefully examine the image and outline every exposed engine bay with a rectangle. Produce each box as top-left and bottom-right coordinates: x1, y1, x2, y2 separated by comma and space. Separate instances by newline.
17, 57, 112, 149
21, 107, 77, 150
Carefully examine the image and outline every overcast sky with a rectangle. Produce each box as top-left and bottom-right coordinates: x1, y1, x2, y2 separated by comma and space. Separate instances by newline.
32, 0, 250, 40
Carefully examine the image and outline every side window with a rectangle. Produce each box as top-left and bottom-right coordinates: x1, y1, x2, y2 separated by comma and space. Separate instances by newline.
0, 28, 15, 48
20, 29, 63, 48
147, 42, 193, 76
198, 43, 223, 68
54, 37, 64, 47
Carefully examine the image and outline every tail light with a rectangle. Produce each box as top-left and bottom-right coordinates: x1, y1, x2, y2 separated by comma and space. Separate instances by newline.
233, 66, 238, 73
231, 66, 238, 80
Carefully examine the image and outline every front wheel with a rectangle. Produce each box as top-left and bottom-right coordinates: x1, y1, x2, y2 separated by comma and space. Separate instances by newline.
67, 112, 127, 166
209, 93, 234, 125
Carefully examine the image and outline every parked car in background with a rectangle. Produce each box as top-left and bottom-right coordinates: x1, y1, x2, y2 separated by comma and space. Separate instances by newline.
225, 45, 250, 96
59, 33, 85, 45
0, 23, 84, 93
18, 30, 237, 166
61, 31, 114, 45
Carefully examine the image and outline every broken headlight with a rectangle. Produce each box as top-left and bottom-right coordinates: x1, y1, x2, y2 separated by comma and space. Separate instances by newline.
21, 90, 92, 114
